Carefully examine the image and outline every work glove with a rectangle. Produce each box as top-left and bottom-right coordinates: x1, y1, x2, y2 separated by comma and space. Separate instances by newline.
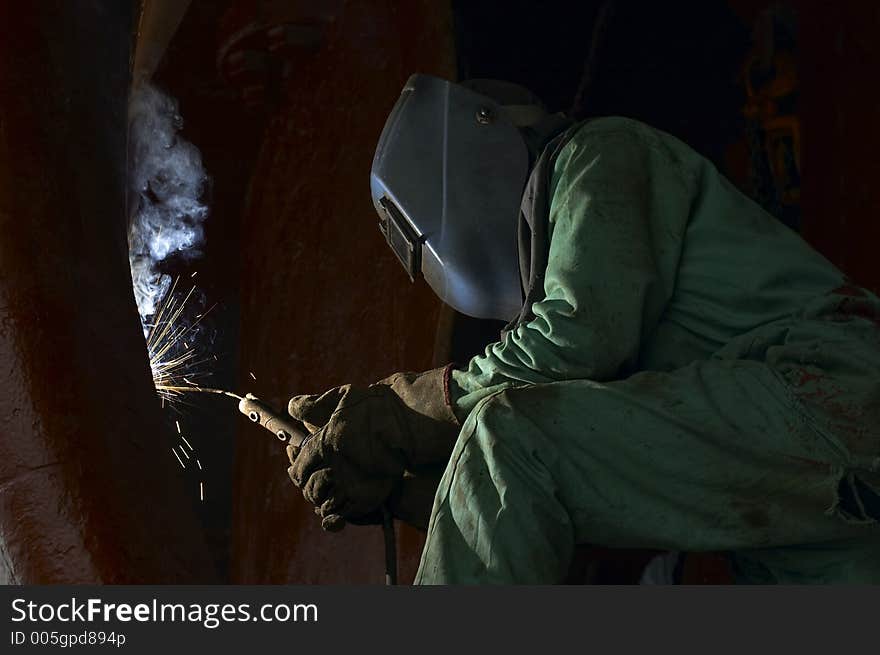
286, 365, 459, 532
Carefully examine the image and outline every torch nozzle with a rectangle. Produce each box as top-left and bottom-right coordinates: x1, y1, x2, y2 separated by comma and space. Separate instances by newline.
238, 393, 310, 447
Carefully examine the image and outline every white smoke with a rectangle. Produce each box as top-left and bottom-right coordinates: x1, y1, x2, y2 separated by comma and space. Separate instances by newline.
128, 83, 209, 328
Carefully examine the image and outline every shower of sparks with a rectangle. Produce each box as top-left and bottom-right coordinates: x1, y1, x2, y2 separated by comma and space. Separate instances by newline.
145, 276, 218, 405
142, 276, 221, 503
141, 276, 245, 504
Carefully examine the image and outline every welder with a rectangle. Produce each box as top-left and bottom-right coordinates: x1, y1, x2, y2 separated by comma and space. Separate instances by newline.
285, 75, 880, 584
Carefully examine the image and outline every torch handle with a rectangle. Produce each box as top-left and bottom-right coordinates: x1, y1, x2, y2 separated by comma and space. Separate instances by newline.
237, 392, 397, 584
238, 393, 310, 446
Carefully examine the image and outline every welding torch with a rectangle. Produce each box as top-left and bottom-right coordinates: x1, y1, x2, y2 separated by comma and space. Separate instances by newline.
237, 393, 398, 585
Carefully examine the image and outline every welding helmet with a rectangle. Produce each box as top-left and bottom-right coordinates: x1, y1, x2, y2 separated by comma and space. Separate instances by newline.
370, 74, 550, 321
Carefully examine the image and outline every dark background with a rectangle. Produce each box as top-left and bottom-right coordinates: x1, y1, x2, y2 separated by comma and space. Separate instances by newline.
1, 0, 878, 584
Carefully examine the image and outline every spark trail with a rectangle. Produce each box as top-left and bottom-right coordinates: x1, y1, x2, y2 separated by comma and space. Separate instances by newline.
145, 276, 220, 405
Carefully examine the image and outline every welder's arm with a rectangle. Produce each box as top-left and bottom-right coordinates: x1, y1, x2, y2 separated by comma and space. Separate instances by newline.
452, 121, 695, 419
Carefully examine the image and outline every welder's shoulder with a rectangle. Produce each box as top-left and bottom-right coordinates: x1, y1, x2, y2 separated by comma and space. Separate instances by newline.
575, 116, 655, 139
569, 117, 697, 159
562, 116, 705, 188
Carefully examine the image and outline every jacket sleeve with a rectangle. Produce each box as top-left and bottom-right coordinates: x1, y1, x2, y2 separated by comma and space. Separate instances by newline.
451, 118, 697, 419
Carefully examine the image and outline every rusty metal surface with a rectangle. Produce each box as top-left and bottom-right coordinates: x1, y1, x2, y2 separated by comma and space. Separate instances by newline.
0, 1, 214, 583
230, 0, 455, 584
133, 0, 193, 86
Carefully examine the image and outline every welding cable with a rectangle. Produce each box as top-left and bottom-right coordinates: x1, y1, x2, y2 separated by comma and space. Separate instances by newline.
382, 506, 397, 585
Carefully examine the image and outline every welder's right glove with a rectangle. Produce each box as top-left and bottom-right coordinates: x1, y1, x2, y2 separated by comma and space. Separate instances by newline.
286, 365, 459, 532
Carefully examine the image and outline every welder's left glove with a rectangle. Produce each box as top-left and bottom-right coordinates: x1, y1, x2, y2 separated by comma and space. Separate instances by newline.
286, 365, 459, 531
